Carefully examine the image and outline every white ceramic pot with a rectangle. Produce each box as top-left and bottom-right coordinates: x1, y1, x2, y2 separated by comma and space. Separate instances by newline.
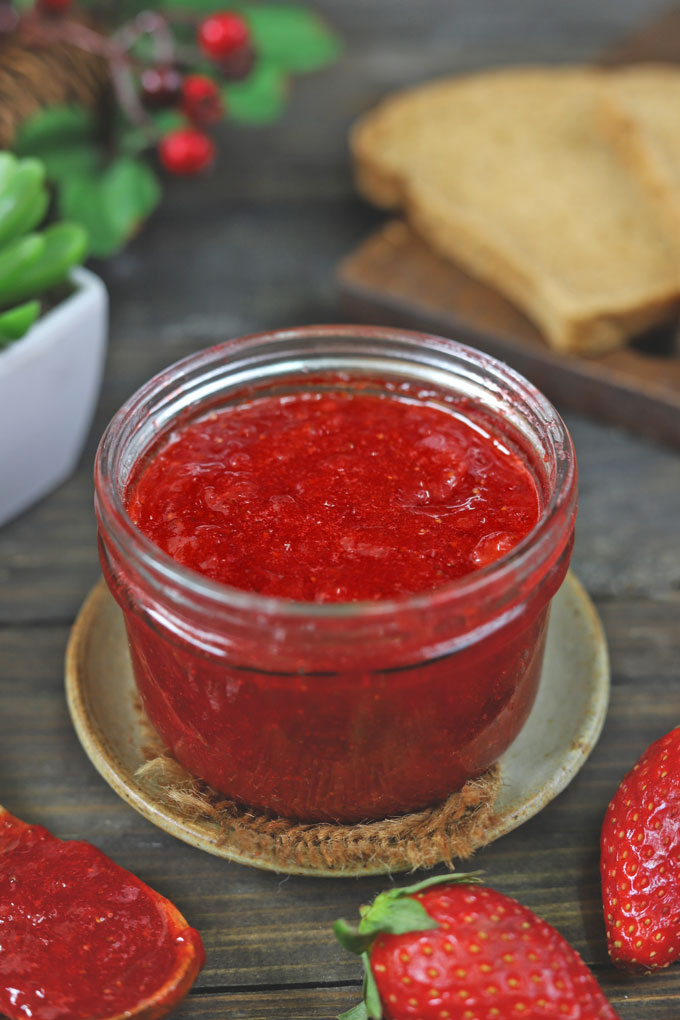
0, 267, 108, 527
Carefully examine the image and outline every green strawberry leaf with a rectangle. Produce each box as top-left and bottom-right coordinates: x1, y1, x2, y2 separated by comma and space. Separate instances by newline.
381, 871, 483, 901
15, 106, 99, 182
364, 896, 440, 938
333, 919, 375, 956
362, 953, 383, 1020
59, 156, 161, 257
223, 60, 288, 124
247, 4, 342, 73
335, 873, 484, 955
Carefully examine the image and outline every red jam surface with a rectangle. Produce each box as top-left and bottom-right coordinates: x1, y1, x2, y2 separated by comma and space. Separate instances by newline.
0, 809, 204, 1020
103, 386, 570, 822
126, 391, 541, 601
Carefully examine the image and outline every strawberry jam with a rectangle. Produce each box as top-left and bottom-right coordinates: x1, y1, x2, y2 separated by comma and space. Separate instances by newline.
96, 328, 577, 823
126, 392, 541, 602
0, 808, 204, 1020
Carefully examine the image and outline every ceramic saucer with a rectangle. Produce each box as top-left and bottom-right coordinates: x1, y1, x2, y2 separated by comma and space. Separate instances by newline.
65, 572, 609, 876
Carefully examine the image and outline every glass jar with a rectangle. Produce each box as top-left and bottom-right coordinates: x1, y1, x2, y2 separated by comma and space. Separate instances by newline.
95, 326, 577, 823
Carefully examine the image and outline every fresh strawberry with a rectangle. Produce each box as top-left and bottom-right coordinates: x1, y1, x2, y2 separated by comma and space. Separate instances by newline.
601, 725, 680, 972
335, 874, 620, 1020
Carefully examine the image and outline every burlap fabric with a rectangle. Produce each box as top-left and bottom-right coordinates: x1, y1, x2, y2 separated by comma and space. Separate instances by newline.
136, 750, 500, 875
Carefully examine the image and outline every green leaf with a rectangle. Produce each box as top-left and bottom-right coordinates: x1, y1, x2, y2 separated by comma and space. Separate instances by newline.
333, 919, 375, 956
100, 157, 161, 240
337, 1003, 369, 1020
362, 953, 383, 1020
152, 110, 187, 135
0, 235, 46, 307
15, 107, 99, 182
382, 871, 483, 901
335, 874, 484, 956
224, 60, 287, 124
0, 223, 87, 306
0, 300, 40, 345
59, 157, 161, 257
363, 897, 440, 939
0, 161, 47, 247
120, 111, 185, 156
247, 4, 342, 73
0, 153, 17, 191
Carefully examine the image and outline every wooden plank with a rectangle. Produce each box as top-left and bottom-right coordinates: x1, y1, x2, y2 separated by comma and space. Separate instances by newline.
338, 222, 680, 448
169, 975, 680, 1020
600, 3, 680, 64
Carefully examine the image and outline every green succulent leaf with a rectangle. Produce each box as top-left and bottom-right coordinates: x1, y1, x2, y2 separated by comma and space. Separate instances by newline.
248, 4, 342, 72
223, 60, 288, 124
0, 152, 17, 191
0, 300, 41, 346
15, 106, 100, 182
0, 235, 47, 307
59, 157, 161, 257
0, 223, 87, 307
0, 160, 47, 247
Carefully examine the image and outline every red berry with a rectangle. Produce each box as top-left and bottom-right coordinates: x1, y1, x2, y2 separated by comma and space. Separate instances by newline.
197, 11, 250, 61
601, 726, 680, 972
141, 66, 183, 110
36, 0, 72, 13
181, 75, 223, 126
158, 128, 215, 177
336, 877, 621, 1020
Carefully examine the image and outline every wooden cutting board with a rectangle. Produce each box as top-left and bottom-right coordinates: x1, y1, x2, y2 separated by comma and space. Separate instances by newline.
338, 7, 680, 447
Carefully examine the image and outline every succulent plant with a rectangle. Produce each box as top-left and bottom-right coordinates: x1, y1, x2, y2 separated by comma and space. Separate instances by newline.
0, 152, 88, 349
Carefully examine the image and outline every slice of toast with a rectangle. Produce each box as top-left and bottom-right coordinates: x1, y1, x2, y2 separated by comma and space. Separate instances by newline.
351, 66, 680, 355
600, 64, 680, 236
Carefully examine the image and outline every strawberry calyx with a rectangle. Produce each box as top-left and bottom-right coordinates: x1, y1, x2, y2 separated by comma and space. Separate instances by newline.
335, 872, 482, 1020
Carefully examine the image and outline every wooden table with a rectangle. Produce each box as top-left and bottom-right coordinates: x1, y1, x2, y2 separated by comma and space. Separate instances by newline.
1, 2, 679, 1016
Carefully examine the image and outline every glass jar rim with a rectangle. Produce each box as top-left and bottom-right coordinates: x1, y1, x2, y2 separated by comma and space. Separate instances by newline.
94, 324, 577, 623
